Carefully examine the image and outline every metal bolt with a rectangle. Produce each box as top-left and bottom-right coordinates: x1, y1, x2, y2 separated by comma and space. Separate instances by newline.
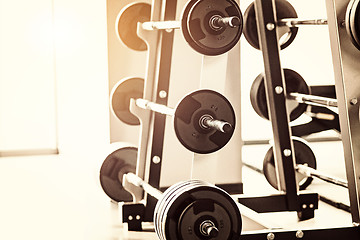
350, 98, 358, 105
341, 20, 346, 27
192, 132, 199, 138
159, 90, 167, 99
275, 86, 283, 94
128, 215, 133, 221
296, 230, 304, 238
302, 204, 307, 209
136, 215, 141, 220
152, 156, 161, 164
267, 23, 275, 31
309, 204, 314, 209
283, 149, 292, 157
267, 232, 275, 240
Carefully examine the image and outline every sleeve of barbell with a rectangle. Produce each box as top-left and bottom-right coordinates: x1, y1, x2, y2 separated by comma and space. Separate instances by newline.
296, 164, 348, 188
277, 18, 328, 27
306, 111, 336, 121
204, 118, 233, 133
125, 173, 163, 200
142, 21, 181, 31
135, 98, 176, 116
214, 16, 241, 28
289, 92, 338, 107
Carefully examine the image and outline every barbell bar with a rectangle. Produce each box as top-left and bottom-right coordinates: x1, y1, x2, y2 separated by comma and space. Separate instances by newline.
135, 98, 232, 133
116, 0, 243, 55
296, 164, 348, 189
276, 18, 327, 27
288, 92, 338, 108
141, 16, 241, 31
111, 77, 236, 154
250, 68, 338, 122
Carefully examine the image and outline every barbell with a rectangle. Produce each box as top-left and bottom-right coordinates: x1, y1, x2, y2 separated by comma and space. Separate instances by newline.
116, 0, 243, 55
99, 146, 242, 240
263, 137, 347, 191
243, 0, 327, 50
244, 0, 360, 51
111, 77, 235, 154
250, 68, 337, 122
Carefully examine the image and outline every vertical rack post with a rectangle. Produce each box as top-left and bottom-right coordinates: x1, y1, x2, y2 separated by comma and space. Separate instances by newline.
238, 0, 319, 219
144, 0, 177, 222
254, 0, 299, 209
325, 0, 360, 224
125, 0, 177, 226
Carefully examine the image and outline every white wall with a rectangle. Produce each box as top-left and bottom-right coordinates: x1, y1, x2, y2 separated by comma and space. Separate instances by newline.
0, 0, 338, 155
0, 0, 110, 156
0, 0, 57, 152
53, 0, 110, 155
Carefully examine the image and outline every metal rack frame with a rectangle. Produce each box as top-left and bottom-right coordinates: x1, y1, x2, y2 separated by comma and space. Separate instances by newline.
240, 0, 360, 238
238, 0, 318, 220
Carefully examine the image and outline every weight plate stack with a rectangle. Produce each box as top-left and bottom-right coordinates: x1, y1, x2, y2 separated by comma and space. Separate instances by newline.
346, 0, 360, 50
154, 180, 242, 240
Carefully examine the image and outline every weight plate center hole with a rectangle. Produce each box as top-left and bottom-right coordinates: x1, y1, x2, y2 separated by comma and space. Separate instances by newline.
209, 15, 224, 31
199, 114, 214, 130
204, 11, 226, 35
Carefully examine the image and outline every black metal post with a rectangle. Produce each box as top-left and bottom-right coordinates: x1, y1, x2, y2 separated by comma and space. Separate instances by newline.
254, 0, 299, 210
144, 0, 177, 222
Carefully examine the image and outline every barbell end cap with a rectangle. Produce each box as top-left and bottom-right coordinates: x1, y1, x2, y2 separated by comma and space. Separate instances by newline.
230, 16, 241, 27
208, 226, 219, 238
223, 122, 233, 133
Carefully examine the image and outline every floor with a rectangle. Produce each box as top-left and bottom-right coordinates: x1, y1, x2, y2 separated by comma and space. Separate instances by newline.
0, 140, 354, 240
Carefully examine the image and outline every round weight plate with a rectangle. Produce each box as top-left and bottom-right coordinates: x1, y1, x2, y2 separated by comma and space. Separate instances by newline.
174, 89, 235, 154
99, 145, 137, 202
181, 0, 243, 55
243, 0, 298, 50
154, 180, 242, 240
263, 137, 317, 191
110, 77, 144, 125
346, 0, 360, 50
250, 68, 310, 121
116, 2, 151, 51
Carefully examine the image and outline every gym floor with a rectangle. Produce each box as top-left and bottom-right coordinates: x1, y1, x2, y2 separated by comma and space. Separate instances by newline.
0, 140, 352, 240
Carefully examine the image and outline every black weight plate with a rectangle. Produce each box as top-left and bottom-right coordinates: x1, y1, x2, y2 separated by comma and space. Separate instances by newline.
179, 200, 231, 239
110, 77, 144, 125
174, 90, 235, 154
99, 145, 137, 202
250, 68, 310, 121
346, 0, 360, 50
181, 0, 243, 55
243, 0, 298, 50
157, 181, 242, 240
116, 2, 151, 51
263, 137, 317, 191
